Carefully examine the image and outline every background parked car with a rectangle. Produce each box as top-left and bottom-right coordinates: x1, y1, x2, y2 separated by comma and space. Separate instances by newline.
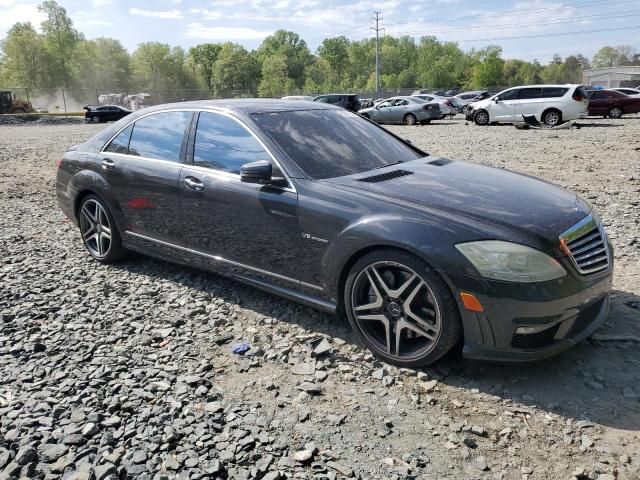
313, 94, 360, 112
611, 88, 640, 96
83, 105, 132, 123
282, 95, 314, 101
358, 96, 441, 125
469, 85, 589, 127
456, 90, 492, 114
587, 89, 640, 118
411, 94, 456, 117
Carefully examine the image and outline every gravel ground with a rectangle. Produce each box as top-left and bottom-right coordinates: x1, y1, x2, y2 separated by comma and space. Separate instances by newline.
0, 117, 639, 480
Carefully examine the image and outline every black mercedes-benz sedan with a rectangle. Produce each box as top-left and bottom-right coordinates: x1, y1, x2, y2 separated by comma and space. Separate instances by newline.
83, 105, 132, 123
57, 100, 613, 366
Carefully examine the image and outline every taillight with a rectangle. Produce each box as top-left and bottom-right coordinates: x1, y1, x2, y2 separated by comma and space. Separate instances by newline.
444, 100, 452, 107
56, 159, 63, 169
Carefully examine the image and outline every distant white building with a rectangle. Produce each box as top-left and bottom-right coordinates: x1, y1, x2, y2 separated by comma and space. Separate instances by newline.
582, 66, 640, 88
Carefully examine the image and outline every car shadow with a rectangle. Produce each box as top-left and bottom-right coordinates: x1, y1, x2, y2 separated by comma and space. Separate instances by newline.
112, 255, 639, 432
574, 123, 622, 128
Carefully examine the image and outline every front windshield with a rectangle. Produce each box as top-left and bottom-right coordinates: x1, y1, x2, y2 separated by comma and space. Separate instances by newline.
252, 108, 424, 180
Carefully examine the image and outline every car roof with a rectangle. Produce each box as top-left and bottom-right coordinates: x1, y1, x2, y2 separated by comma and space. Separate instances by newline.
136, 98, 338, 115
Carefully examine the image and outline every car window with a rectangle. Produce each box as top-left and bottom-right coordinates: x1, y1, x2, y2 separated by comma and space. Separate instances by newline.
252, 109, 423, 180
590, 91, 605, 99
517, 88, 542, 100
314, 96, 327, 103
541, 87, 568, 98
497, 89, 518, 101
128, 111, 191, 161
378, 100, 393, 107
104, 124, 133, 154
193, 112, 270, 174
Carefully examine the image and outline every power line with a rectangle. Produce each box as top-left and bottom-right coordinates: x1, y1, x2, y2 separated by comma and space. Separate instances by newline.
391, 25, 640, 44
383, 0, 638, 27
386, 10, 640, 36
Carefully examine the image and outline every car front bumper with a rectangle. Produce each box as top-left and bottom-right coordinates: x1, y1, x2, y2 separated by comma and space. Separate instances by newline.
445, 265, 613, 363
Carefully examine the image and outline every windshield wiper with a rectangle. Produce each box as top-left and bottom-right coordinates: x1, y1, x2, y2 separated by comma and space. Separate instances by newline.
372, 160, 404, 170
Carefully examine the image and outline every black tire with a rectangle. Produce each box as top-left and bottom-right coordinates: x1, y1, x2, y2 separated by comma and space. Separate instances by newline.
474, 109, 489, 126
608, 106, 623, 119
542, 109, 562, 127
403, 113, 417, 125
344, 248, 462, 367
11, 108, 27, 114
91, 116, 101, 123
77, 194, 126, 263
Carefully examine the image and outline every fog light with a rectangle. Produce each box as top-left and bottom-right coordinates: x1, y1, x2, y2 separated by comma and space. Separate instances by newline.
515, 324, 555, 335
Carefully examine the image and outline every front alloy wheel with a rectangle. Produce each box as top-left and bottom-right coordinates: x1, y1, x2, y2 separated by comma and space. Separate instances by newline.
345, 250, 462, 367
474, 110, 489, 126
78, 195, 125, 262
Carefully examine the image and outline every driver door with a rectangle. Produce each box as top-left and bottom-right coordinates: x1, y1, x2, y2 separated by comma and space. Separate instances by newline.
179, 111, 302, 288
374, 99, 393, 123
490, 88, 519, 121
389, 98, 409, 123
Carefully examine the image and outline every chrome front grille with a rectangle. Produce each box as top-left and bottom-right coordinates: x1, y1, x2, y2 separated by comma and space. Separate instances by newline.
560, 214, 610, 275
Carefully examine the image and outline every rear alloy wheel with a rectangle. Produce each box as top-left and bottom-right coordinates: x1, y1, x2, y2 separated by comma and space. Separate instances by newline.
608, 106, 623, 119
91, 116, 100, 123
344, 249, 462, 367
474, 110, 489, 126
78, 195, 125, 263
403, 113, 417, 125
542, 109, 562, 127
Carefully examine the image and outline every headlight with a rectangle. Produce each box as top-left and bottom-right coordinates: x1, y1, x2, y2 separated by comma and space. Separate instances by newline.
455, 240, 566, 283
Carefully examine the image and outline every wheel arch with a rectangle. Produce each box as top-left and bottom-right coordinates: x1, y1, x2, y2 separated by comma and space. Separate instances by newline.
335, 244, 460, 312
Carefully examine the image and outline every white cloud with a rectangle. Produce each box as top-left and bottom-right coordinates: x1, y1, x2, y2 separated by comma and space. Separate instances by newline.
187, 8, 222, 20
128, 8, 183, 19
184, 23, 273, 40
93, 0, 113, 7
0, 4, 46, 33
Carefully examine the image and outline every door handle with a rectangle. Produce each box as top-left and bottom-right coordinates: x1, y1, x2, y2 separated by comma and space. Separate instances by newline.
184, 176, 205, 191
101, 158, 115, 170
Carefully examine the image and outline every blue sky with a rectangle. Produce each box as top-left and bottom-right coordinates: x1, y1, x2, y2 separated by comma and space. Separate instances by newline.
1, 0, 639, 63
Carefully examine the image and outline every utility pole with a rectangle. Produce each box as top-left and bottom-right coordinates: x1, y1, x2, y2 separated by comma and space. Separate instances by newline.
370, 11, 384, 94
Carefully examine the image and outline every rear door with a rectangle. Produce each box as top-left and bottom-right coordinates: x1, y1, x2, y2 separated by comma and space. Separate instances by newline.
178, 110, 302, 287
513, 87, 542, 119
588, 91, 607, 115
100, 110, 192, 243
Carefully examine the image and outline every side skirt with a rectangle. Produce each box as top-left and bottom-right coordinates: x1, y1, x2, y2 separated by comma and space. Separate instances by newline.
122, 232, 337, 314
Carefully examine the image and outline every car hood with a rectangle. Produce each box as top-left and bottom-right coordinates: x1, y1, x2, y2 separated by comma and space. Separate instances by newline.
323, 158, 590, 242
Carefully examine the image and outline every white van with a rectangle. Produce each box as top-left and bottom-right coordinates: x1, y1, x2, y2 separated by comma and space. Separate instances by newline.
469, 85, 589, 127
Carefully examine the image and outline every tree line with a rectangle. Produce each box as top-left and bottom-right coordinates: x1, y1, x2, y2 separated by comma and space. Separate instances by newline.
1, 0, 639, 97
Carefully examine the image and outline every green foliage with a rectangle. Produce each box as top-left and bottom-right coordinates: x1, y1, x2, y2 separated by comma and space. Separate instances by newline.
212, 42, 259, 96
189, 44, 222, 92
38, 0, 82, 87
469, 45, 504, 89
0, 23, 45, 88
257, 30, 311, 89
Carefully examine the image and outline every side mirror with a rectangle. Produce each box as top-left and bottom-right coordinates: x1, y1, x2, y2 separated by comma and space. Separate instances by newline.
240, 160, 273, 184
494, 98, 500, 103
